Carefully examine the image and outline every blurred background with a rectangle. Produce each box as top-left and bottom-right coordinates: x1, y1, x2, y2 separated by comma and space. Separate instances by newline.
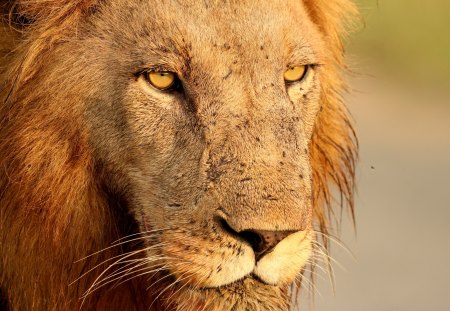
312, 1, 450, 310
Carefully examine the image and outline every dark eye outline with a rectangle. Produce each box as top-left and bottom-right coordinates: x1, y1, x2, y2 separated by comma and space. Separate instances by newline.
141, 70, 184, 93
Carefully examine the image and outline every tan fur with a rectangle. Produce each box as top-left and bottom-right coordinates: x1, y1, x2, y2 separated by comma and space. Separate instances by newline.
0, 1, 357, 310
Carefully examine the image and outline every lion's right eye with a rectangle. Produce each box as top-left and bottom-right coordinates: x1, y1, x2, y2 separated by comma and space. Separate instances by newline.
145, 71, 180, 91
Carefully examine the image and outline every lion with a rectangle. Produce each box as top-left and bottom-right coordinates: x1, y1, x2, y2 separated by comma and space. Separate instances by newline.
0, 0, 357, 310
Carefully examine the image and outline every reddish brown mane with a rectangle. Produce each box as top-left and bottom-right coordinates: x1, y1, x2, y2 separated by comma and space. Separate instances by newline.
0, 1, 358, 310
306, 0, 358, 239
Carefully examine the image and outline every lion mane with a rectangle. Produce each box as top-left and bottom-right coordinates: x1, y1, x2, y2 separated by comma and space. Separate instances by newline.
0, 0, 357, 310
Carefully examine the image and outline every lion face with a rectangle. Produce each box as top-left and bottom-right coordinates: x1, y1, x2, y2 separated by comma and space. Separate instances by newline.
79, 0, 323, 305
1, 0, 358, 309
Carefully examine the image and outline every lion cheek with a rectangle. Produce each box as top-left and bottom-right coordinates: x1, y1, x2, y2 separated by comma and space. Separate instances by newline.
253, 230, 313, 285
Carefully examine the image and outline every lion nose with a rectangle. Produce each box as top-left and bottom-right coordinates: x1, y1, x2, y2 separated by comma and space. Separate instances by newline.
217, 217, 296, 260
239, 229, 296, 260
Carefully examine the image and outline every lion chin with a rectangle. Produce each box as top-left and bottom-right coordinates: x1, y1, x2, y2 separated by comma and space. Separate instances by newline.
0, 0, 357, 310
171, 278, 289, 311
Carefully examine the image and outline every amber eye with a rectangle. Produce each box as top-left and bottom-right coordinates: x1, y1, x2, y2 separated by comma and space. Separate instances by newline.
146, 71, 178, 90
284, 65, 308, 82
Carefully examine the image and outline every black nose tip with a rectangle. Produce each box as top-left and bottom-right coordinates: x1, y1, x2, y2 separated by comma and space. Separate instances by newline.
239, 229, 296, 260
217, 217, 296, 260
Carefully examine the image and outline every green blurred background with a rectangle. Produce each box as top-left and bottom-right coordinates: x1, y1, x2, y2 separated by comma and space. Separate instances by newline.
350, 0, 450, 85
313, 1, 450, 311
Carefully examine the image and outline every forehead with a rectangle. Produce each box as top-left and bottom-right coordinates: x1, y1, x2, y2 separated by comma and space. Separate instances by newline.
105, 0, 323, 64
154, 0, 308, 38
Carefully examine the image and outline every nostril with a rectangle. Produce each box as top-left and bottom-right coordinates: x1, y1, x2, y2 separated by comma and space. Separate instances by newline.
215, 216, 238, 236
215, 216, 295, 260
215, 217, 264, 254
238, 230, 264, 253
243, 229, 297, 260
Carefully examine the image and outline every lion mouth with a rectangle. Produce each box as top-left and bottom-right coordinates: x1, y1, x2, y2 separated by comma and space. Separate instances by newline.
154, 229, 313, 292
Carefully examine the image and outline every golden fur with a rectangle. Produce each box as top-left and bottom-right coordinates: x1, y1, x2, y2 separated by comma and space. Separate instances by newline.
0, 1, 357, 310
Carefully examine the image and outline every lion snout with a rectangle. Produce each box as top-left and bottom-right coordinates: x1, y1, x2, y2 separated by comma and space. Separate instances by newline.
216, 215, 300, 260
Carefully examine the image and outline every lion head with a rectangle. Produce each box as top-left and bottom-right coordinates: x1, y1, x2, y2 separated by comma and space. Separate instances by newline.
0, 0, 357, 310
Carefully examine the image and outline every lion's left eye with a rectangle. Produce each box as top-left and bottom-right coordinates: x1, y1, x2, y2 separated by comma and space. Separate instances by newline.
145, 71, 180, 91
284, 65, 308, 83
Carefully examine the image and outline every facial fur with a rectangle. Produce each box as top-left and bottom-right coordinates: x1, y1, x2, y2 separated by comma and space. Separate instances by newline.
0, 1, 357, 310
